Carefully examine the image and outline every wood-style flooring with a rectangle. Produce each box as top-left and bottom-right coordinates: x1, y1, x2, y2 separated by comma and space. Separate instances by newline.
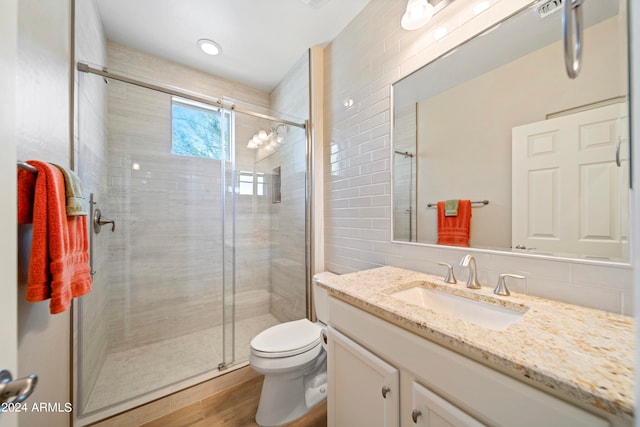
139, 376, 327, 427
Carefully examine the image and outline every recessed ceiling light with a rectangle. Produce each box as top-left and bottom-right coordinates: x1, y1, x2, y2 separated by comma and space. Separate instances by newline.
197, 39, 222, 56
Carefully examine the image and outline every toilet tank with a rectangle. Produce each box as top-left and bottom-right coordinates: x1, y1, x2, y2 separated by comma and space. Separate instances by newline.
312, 272, 336, 323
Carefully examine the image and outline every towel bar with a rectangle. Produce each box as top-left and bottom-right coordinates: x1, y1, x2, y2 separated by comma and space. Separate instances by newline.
17, 161, 38, 173
426, 200, 489, 208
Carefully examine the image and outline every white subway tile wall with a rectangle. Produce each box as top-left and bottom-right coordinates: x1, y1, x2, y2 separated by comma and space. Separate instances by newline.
323, 0, 632, 314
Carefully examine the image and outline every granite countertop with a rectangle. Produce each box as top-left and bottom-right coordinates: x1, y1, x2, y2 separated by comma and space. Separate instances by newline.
314, 266, 634, 420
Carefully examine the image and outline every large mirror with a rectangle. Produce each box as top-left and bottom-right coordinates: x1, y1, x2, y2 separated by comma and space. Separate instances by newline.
392, 0, 629, 262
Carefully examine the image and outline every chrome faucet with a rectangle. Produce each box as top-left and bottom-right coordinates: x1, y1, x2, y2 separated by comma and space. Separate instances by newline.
459, 255, 481, 289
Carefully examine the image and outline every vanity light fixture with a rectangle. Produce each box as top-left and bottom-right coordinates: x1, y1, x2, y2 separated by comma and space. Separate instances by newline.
272, 124, 287, 143
197, 39, 222, 56
401, 0, 434, 30
246, 124, 287, 149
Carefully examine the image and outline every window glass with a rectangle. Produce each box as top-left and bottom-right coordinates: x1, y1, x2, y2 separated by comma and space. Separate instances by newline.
171, 98, 229, 160
237, 171, 266, 196
239, 171, 254, 195
256, 173, 265, 196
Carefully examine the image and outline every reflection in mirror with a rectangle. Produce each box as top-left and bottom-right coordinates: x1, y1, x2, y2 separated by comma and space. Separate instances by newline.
392, 0, 629, 262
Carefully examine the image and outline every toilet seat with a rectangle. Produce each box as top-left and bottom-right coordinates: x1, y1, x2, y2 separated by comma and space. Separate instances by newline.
251, 319, 322, 358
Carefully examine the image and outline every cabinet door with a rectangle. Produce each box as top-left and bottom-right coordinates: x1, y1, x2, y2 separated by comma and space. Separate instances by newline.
411, 382, 485, 427
328, 326, 399, 427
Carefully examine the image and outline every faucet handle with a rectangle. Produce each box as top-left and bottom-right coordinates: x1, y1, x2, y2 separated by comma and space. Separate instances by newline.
436, 262, 457, 284
494, 273, 525, 296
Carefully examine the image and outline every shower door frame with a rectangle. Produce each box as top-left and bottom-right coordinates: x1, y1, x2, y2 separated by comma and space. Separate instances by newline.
72, 62, 312, 426
76, 63, 306, 130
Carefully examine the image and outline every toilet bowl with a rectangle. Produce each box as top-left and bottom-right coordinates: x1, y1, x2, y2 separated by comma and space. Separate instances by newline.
250, 318, 327, 427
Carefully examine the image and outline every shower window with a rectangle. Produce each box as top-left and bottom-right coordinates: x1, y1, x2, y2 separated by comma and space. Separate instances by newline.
171, 97, 230, 160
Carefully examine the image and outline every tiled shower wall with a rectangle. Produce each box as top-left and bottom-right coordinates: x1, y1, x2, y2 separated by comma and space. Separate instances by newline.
269, 53, 310, 322
103, 80, 227, 352
104, 41, 273, 352
323, 0, 633, 315
233, 112, 280, 323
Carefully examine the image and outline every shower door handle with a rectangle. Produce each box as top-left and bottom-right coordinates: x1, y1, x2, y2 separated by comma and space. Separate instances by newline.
93, 209, 115, 234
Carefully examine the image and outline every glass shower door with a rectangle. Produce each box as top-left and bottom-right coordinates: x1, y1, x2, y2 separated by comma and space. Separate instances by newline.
76, 73, 228, 415
225, 111, 308, 366
75, 64, 310, 421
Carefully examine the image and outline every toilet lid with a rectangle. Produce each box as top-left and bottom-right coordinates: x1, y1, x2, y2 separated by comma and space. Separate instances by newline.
251, 319, 322, 358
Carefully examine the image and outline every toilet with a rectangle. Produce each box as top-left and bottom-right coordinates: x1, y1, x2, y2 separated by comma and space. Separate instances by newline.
250, 284, 330, 427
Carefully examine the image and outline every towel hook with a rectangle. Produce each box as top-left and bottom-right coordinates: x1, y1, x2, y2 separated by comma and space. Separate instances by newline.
93, 209, 115, 234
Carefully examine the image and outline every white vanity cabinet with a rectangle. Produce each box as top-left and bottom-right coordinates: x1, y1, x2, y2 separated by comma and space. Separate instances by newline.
327, 326, 399, 427
327, 296, 615, 427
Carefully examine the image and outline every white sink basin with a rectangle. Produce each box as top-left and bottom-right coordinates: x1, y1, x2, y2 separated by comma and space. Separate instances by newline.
390, 286, 526, 331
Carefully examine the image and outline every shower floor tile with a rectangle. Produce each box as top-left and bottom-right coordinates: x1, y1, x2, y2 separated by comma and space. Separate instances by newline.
84, 313, 280, 413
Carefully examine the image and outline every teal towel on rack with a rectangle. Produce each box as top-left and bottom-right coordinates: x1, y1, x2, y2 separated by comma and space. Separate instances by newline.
444, 199, 459, 217
53, 164, 88, 216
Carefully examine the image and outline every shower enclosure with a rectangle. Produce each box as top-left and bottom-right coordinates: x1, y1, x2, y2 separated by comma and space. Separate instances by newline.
393, 150, 415, 242
392, 101, 417, 242
74, 64, 308, 421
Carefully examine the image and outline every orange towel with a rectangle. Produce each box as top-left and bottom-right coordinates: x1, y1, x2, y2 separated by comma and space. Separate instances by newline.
17, 168, 37, 224
437, 200, 472, 247
26, 160, 92, 314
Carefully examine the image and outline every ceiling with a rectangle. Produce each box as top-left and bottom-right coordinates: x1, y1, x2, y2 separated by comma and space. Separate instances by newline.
96, 0, 371, 92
